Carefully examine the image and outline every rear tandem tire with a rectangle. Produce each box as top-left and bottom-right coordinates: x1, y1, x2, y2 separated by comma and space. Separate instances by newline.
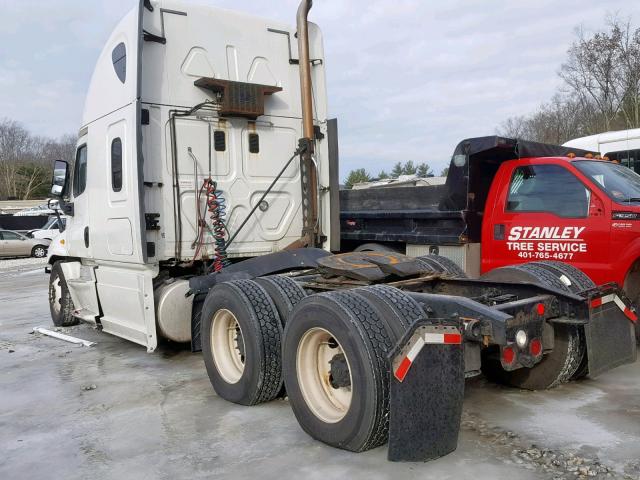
254, 275, 308, 326
282, 290, 395, 452
49, 262, 79, 327
480, 262, 587, 389
201, 280, 283, 406
354, 284, 422, 339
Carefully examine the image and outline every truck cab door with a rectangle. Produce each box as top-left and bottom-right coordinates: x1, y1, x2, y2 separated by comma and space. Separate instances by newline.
483, 160, 610, 283
61, 1, 158, 351
66, 142, 92, 259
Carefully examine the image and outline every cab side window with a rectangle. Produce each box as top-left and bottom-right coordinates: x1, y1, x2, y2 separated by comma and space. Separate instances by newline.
111, 138, 123, 192
73, 145, 88, 197
507, 164, 589, 218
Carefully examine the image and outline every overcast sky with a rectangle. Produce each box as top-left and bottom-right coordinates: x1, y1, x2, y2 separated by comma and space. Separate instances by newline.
1, 0, 638, 177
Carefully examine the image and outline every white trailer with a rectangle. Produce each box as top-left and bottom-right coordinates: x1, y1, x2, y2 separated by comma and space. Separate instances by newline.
564, 128, 640, 172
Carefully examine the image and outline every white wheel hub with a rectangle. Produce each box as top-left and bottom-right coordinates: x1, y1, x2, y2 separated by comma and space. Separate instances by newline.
297, 327, 353, 423
210, 309, 245, 384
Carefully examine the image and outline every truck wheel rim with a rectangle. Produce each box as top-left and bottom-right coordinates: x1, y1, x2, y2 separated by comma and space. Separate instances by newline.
297, 327, 353, 423
50, 277, 62, 315
211, 309, 245, 384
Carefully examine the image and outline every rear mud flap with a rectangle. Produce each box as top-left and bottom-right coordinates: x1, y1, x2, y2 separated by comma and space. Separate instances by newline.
586, 293, 637, 377
388, 320, 464, 462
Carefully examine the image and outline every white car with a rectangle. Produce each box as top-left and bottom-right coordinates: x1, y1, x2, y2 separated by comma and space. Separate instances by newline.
28, 217, 66, 241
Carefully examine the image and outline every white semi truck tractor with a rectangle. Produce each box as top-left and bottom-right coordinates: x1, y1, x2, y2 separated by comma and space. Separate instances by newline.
46, 0, 637, 462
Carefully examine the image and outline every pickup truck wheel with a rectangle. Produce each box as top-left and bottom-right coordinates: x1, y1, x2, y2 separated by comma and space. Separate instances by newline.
255, 275, 307, 326
483, 322, 584, 390
535, 261, 595, 379
535, 261, 595, 294
480, 263, 586, 389
49, 262, 79, 327
416, 254, 467, 278
283, 290, 393, 452
201, 280, 283, 405
32, 245, 48, 258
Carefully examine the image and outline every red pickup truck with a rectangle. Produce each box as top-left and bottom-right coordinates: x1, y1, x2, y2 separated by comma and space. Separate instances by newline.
341, 136, 640, 338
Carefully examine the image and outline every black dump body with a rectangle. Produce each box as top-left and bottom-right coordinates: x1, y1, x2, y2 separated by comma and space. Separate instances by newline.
340, 136, 597, 247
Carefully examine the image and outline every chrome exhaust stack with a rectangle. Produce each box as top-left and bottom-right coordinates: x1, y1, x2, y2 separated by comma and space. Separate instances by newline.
295, 0, 319, 247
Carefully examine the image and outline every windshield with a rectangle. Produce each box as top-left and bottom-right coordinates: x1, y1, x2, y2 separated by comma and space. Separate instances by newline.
42, 217, 58, 229
574, 160, 640, 204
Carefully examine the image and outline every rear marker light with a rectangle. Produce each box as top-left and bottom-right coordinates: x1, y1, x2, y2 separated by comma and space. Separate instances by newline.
536, 303, 545, 316
530, 339, 542, 357
502, 346, 515, 365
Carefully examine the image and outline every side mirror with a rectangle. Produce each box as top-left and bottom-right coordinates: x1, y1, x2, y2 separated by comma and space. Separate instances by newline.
50, 160, 69, 197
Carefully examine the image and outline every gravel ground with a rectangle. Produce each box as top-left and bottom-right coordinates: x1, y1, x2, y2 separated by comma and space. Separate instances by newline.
1, 264, 639, 480
0, 257, 47, 273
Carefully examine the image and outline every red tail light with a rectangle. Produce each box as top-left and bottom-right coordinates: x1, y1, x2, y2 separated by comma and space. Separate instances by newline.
502, 346, 516, 365
530, 338, 542, 357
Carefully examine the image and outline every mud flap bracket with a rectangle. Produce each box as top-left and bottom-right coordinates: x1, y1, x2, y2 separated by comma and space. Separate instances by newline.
388, 319, 464, 462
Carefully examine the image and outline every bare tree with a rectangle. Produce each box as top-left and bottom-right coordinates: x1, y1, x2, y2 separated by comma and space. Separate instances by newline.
616, 20, 640, 128
497, 115, 533, 140
42, 134, 77, 165
498, 17, 640, 144
0, 118, 76, 200
560, 23, 625, 131
19, 164, 49, 200
0, 119, 31, 199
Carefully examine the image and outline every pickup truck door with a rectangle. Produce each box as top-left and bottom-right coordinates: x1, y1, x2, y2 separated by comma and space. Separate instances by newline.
483, 160, 611, 283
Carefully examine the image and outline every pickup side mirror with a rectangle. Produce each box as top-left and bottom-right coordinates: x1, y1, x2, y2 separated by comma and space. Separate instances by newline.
50, 160, 69, 197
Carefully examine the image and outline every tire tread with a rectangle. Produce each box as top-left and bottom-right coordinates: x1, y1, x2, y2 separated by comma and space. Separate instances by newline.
416, 254, 467, 278
319, 290, 393, 451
